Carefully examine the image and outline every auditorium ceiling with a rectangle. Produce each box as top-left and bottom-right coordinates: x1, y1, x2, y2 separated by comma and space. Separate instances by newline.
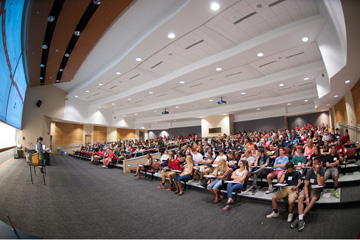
26, 0, 360, 127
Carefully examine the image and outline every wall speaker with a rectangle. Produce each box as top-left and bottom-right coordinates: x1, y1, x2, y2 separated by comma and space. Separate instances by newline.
36, 100, 42, 108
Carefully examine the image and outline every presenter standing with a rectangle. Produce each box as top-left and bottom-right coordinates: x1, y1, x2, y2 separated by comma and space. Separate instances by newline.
36, 137, 44, 173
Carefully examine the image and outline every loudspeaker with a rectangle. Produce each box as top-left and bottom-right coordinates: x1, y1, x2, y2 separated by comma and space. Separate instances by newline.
36, 100, 42, 108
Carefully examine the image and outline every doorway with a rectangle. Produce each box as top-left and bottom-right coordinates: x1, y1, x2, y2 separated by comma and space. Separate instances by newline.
85, 135, 91, 145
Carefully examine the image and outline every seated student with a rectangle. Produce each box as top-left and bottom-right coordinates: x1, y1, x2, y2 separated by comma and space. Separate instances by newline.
341, 129, 350, 145
248, 148, 270, 195
308, 145, 323, 167
92, 148, 104, 165
266, 162, 302, 223
207, 158, 228, 203
227, 151, 238, 171
240, 149, 255, 166
321, 140, 331, 156
266, 147, 289, 194
334, 138, 345, 161
324, 145, 340, 198
103, 149, 116, 168
222, 160, 249, 211
134, 153, 153, 179
191, 148, 204, 182
266, 144, 278, 164
159, 150, 170, 169
303, 139, 314, 161
157, 154, 181, 190
203, 149, 227, 176
291, 157, 325, 232
292, 146, 306, 175
173, 155, 194, 196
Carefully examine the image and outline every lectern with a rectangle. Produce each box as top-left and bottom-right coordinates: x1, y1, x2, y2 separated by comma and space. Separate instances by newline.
28, 152, 46, 184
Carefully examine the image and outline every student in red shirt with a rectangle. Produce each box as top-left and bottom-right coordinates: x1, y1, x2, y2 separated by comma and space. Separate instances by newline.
341, 129, 350, 145
335, 138, 345, 160
157, 154, 181, 190
103, 150, 115, 168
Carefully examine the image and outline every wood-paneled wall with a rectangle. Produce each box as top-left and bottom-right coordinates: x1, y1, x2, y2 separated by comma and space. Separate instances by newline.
55, 122, 83, 146
351, 79, 360, 125
117, 128, 135, 139
93, 126, 107, 143
334, 97, 347, 123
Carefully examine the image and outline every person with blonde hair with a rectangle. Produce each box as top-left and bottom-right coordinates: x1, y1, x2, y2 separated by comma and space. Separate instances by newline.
222, 160, 249, 211
173, 155, 193, 196
303, 139, 314, 160
207, 158, 228, 203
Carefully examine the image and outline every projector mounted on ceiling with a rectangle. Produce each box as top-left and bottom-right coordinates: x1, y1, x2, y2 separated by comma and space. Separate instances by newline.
218, 97, 226, 104
162, 108, 169, 114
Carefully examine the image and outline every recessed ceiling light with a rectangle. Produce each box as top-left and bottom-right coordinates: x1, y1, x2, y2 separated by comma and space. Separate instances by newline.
302, 37, 309, 42
149, 91, 153, 94
256, 108, 261, 111
257, 52, 264, 57
155, 122, 158, 124
210, 2, 220, 11
86, 90, 89, 93
209, 99, 213, 102
136, 57, 142, 62
47, 15, 55, 22
241, 92, 246, 95
154, 110, 157, 112
99, 106, 102, 108
124, 115, 127, 117
304, 99, 308, 102
287, 103, 291, 105
116, 72, 121, 75
98, 83, 103, 86
176, 106, 179, 108
216, 67, 222, 71
128, 98, 132, 101
168, 32, 175, 39
112, 103, 115, 105
180, 81, 185, 84
279, 83, 284, 87
135, 113, 138, 116
327, 104, 330, 106
334, 95, 338, 98
75, 95, 78, 98
304, 77, 309, 81
345, 80, 351, 84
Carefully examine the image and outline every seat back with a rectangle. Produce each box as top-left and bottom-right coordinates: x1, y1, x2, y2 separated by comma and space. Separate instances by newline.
242, 175, 249, 191
346, 148, 356, 158
153, 162, 160, 171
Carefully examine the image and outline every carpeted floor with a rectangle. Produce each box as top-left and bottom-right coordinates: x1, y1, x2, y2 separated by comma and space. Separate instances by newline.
0, 154, 359, 239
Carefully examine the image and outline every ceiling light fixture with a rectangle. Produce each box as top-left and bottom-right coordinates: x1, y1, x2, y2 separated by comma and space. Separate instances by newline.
210, 2, 220, 11
116, 72, 121, 75
302, 36, 309, 42
257, 52, 264, 57
334, 95, 338, 98
75, 95, 78, 98
112, 103, 115, 105
149, 91, 153, 94
287, 103, 291, 105
128, 98, 131, 101
209, 99, 213, 102
47, 16, 55, 22
345, 80, 350, 83
98, 83, 103, 86
304, 77, 309, 81
216, 67, 222, 71
86, 90, 89, 93
256, 108, 260, 111
176, 106, 179, 108
179, 81, 185, 84
136, 57, 142, 62
168, 33, 175, 39
279, 83, 284, 87
241, 92, 246, 95
304, 99, 308, 102
218, 97, 226, 104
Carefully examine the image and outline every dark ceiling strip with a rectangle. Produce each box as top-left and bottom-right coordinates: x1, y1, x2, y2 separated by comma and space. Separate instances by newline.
225, 71, 242, 77
56, 1, 102, 83
40, 0, 65, 85
129, 74, 140, 80
185, 39, 204, 50
234, 11, 257, 25
109, 85, 117, 89
259, 60, 277, 68
150, 61, 163, 69
268, 0, 286, 7
286, 52, 305, 59
189, 83, 203, 88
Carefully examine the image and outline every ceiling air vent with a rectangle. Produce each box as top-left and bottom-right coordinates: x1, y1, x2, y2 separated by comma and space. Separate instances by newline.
185, 40, 204, 50
93, 93, 100, 96
129, 74, 140, 80
276, 87, 291, 92
225, 72, 242, 77
189, 83, 203, 88
286, 52, 304, 59
234, 11, 257, 25
259, 61, 277, 68
151, 61, 163, 69
268, 0, 286, 7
